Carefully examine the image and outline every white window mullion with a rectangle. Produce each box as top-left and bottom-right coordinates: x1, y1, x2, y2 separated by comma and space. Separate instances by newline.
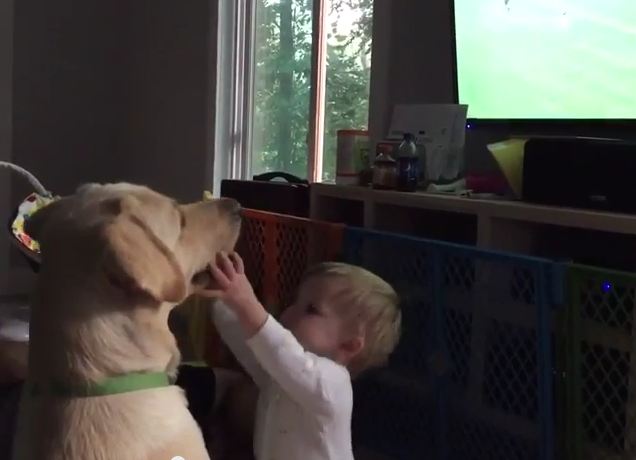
213, 0, 250, 193
232, 0, 256, 180
214, 0, 255, 189
307, 0, 329, 183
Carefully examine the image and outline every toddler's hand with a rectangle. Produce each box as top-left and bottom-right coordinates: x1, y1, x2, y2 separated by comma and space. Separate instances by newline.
200, 252, 260, 315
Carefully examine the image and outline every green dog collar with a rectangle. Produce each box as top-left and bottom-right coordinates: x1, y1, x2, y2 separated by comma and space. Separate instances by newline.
29, 372, 172, 398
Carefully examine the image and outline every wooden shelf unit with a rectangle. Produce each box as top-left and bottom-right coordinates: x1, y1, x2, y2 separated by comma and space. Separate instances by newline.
310, 183, 636, 271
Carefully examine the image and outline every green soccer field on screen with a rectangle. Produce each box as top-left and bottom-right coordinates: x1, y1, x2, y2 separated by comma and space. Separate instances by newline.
454, 0, 636, 119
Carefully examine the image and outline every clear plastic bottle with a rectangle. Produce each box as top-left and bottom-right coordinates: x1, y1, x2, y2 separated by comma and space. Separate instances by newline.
396, 133, 420, 192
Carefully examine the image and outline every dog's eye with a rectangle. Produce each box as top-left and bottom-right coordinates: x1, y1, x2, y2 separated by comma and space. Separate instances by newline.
306, 304, 320, 315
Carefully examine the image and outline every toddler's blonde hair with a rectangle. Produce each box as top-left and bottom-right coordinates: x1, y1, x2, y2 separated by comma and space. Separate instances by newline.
302, 262, 401, 375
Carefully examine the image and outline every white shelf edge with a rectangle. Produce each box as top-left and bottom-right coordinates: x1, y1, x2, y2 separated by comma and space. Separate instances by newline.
311, 184, 636, 236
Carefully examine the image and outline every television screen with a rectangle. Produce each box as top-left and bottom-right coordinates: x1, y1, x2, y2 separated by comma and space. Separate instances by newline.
454, 0, 636, 119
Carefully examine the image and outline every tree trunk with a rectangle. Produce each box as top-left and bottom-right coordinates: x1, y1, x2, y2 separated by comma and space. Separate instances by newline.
277, 0, 294, 171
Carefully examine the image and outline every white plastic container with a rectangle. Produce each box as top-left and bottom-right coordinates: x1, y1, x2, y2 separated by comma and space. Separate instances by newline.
336, 130, 369, 185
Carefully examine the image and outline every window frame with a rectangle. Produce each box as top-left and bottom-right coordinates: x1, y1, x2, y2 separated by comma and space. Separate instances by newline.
213, 0, 254, 193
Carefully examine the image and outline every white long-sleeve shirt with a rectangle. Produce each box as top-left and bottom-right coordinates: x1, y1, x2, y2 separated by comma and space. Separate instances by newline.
212, 303, 355, 460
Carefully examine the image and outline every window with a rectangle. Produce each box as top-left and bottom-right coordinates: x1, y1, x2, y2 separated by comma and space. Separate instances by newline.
251, 0, 314, 179
321, 0, 373, 182
224, 0, 374, 183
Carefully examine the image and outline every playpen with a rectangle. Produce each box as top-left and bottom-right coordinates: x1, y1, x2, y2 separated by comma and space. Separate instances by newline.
183, 208, 636, 460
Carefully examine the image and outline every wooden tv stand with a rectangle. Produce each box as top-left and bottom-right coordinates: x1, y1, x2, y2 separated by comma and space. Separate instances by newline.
310, 183, 636, 271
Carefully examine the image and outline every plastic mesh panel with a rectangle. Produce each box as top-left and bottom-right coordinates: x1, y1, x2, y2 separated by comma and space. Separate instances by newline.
353, 371, 437, 460
440, 252, 546, 460
239, 216, 266, 298
343, 228, 560, 460
580, 344, 629, 452
448, 417, 539, 460
236, 209, 344, 313
565, 266, 636, 460
343, 229, 433, 379
483, 320, 538, 421
445, 308, 472, 388
274, 222, 309, 309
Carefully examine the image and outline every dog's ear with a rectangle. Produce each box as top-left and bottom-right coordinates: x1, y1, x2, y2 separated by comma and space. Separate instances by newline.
102, 198, 187, 304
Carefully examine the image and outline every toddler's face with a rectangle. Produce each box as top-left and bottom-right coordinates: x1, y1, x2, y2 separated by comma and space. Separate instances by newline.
279, 275, 358, 363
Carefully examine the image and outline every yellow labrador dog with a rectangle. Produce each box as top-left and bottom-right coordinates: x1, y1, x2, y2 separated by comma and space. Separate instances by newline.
12, 183, 241, 460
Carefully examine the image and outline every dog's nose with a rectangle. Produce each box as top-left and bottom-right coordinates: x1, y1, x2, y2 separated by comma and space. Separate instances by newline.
219, 198, 241, 217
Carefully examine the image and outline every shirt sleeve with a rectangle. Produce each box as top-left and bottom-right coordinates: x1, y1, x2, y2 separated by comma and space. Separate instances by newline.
246, 314, 350, 414
211, 301, 269, 387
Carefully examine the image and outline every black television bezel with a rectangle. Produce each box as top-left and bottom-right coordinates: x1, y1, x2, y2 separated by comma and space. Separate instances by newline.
449, 1, 636, 131
465, 118, 636, 134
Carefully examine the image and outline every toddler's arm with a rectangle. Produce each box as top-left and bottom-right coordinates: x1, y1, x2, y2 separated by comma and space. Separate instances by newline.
199, 252, 348, 414
211, 301, 268, 387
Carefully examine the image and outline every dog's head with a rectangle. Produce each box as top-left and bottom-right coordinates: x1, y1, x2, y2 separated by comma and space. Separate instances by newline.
26, 183, 241, 306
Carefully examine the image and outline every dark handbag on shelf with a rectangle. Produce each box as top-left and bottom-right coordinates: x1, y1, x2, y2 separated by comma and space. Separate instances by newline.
220, 172, 310, 217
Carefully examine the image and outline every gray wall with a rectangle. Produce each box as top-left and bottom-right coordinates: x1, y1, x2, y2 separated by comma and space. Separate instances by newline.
0, 0, 14, 294
369, 0, 456, 147
369, 0, 503, 174
119, 0, 217, 202
4, 0, 218, 294
11, 0, 128, 198
12, 0, 217, 202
